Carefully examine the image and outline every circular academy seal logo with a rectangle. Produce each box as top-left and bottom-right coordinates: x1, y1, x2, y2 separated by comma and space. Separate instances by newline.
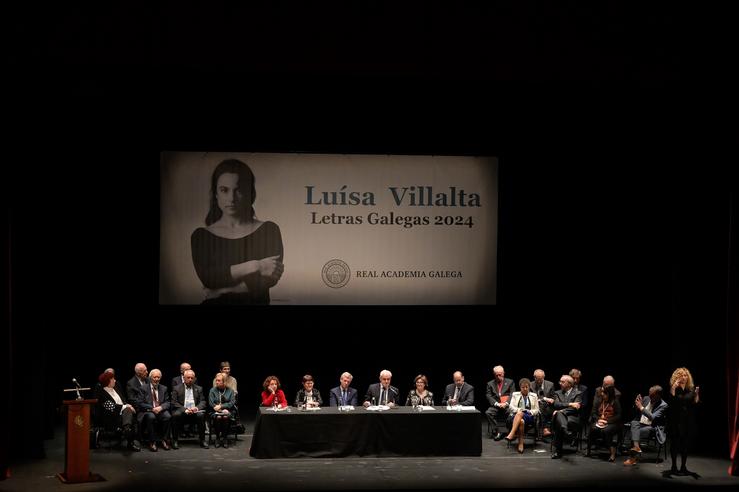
322, 259, 351, 289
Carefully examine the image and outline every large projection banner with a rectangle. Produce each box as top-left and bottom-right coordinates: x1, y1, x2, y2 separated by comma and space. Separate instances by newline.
160, 152, 497, 305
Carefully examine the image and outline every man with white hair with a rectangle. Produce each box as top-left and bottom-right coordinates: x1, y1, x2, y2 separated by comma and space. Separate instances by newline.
330, 372, 358, 407
363, 370, 399, 407
126, 362, 149, 404
171, 369, 208, 448
551, 374, 583, 459
485, 365, 515, 440
171, 362, 197, 390
531, 369, 555, 436
137, 368, 172, 452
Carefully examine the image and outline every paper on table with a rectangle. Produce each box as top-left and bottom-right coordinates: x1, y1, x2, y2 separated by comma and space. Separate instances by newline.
366, 405, 390, 411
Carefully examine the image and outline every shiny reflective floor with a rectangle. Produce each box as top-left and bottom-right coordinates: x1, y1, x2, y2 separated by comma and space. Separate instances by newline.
3, 419, 736, 491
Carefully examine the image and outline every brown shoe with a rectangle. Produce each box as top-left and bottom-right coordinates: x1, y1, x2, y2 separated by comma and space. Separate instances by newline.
542, 428, 552, 437
160, 440, 170, 451
624, 457, 638, 466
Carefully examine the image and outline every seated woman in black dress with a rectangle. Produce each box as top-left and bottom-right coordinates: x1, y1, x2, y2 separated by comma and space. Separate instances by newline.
667, 367, 700, 476
504, 378, 540, 453
405, 374, 434, 407
191, 159, 284, 305
96, 370, 140, 451
586, 385, 622, 461
294, 374, 323, 408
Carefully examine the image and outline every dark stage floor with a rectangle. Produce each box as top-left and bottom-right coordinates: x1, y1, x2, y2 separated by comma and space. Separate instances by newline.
3, 418, 736, 491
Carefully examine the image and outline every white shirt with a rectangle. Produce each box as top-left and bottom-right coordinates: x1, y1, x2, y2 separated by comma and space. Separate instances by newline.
185, 386, 195, 409
104, 387, 123, 406
640, 401, 653, 425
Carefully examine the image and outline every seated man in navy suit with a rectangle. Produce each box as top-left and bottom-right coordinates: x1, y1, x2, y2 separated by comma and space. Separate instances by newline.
329, 372, 358, 407
137, 368, 172, 452
443, 371, 475, 406
363, 369, 399, 407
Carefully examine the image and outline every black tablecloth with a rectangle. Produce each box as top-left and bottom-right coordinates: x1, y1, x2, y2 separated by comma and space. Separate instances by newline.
249, 406, 482, 458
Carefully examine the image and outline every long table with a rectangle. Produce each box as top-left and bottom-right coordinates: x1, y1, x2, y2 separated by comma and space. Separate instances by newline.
249, 406, 482, 458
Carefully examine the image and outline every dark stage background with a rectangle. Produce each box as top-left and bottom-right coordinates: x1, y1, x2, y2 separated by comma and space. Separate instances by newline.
4, 2, 737, 476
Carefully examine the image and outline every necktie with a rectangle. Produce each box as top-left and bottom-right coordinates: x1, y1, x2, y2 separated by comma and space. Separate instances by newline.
453, 386, 459, 401
381, 389, 386, 405
342, 390, 346, 405
153, 387, 159, 406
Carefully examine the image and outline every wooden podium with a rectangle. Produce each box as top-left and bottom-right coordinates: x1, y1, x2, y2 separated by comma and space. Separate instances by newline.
57, 399, 104, 483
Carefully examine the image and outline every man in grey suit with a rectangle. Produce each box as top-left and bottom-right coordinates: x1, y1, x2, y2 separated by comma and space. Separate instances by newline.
363, 369, 400, 407
485, 365, 516, 440
624, 385, 668, 466
329, 372, 359, 407
170, 369, 208, 449
442, 371, 475, 406
551, 375, 582, 459
531, 369, 555, 436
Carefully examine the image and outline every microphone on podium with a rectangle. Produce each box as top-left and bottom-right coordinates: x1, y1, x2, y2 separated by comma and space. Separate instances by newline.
72, 378, 82, 400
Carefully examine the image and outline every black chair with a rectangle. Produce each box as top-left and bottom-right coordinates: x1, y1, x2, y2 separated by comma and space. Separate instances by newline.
92, 399, 125, 450
486, 409, 508, 439
208, 393, 242, 446
586, 423, 624, 459
505, 413, 540, 451
549, 417, 582, 454
620, 423, 667, 464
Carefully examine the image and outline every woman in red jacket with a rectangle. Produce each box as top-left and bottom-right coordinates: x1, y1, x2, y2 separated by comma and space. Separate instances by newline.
261, 375, 288, 408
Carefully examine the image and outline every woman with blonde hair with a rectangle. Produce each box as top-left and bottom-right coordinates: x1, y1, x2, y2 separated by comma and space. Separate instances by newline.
667, 367, 700, 476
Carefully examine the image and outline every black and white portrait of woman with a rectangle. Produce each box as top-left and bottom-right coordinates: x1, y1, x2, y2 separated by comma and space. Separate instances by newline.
190, 159, 284, 305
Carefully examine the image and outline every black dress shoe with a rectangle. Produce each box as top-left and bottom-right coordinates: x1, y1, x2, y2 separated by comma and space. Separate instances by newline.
200, 441, 209, 449
222, 440, 229, 449
551, 451, 561, 459
171, 440, 179, 450
493, 432, 503, 441
161, 440, 170, 451
149, 443, 157, 452
127, 442, 141, 452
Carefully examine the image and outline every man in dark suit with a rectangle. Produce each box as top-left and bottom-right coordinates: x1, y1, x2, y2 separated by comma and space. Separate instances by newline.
170, 369, 208, 448
485, 365, 515, 440
442, 371, 475, 406
551, 374, 583, 459
137, 368, 172, 452
532, 369, 556, 437
363, 369, 400, 407
171, 362, 197, 390
126, 362, 149, 405
329, 372, 359, 407
569, 368, 589, 410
